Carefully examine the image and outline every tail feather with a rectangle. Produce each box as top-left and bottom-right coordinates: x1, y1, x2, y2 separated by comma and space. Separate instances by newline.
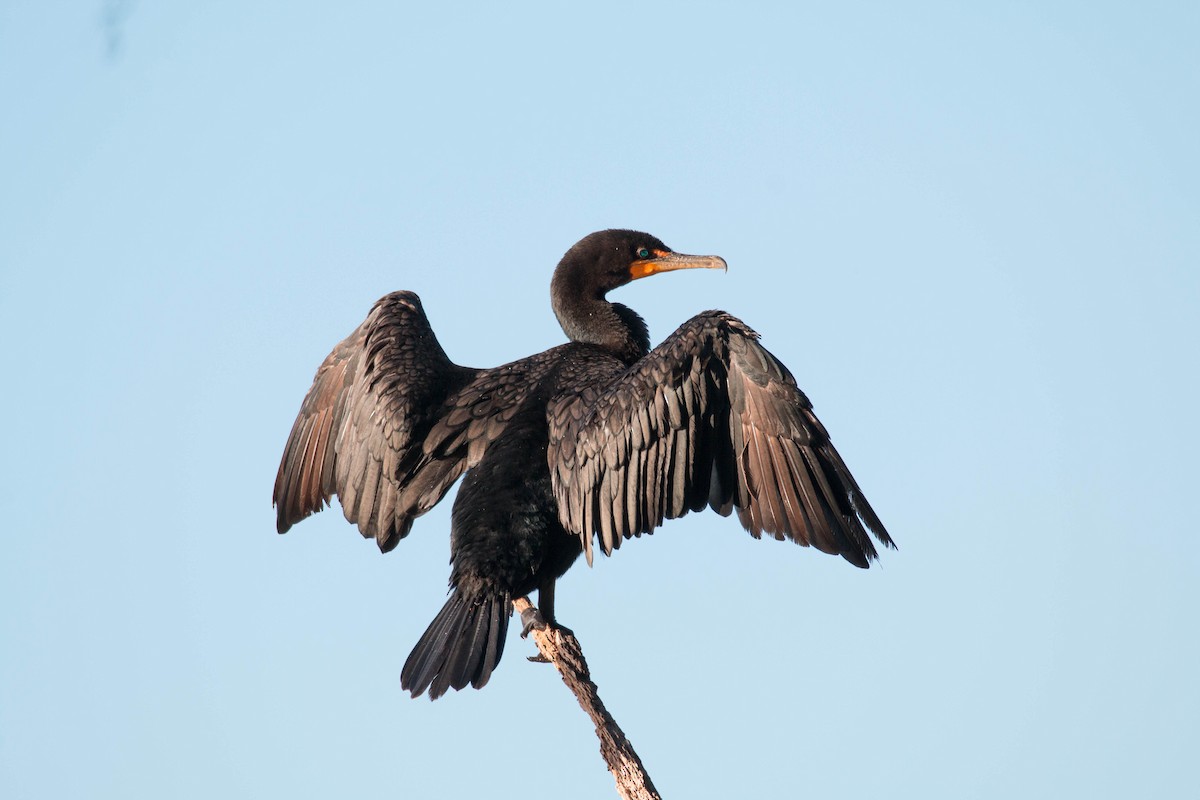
401, 591, 510, 700
400, 600, 458, 690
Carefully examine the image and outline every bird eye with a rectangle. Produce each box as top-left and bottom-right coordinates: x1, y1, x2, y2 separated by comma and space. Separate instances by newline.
636, 247, 650, 259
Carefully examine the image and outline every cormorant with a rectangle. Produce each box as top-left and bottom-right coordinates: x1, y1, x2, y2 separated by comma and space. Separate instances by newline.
273, 229, 893, 699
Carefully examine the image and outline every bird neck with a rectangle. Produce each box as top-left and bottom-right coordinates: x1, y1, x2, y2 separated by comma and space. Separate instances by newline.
552, 284, 649, 364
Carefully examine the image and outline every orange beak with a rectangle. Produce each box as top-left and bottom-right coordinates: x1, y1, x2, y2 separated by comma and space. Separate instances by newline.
629, 249, 728, 281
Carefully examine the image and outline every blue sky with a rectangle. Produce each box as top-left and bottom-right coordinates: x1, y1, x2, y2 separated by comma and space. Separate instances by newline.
2, 2, 1197, 798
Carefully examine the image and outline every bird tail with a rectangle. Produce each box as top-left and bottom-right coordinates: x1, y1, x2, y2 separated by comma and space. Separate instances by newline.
401, 590, 510, 700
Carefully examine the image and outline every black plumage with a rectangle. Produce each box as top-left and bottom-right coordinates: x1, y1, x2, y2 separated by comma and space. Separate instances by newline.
273, 229, 893, 699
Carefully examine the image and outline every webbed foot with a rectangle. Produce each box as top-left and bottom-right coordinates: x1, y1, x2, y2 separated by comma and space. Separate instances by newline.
520, 605, 547, 638
521, 606, 551, 662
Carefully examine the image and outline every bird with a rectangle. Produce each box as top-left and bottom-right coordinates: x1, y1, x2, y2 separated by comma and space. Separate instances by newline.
273, 229, 893, 700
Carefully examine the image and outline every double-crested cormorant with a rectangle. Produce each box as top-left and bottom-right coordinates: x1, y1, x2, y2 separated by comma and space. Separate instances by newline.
274, 229, 892, 699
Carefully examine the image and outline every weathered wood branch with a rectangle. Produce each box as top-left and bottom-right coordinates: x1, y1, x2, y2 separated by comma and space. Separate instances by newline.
513, 597, 661, 800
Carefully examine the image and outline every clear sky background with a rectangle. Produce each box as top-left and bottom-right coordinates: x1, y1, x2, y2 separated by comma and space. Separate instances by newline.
2, 2, 1197, 798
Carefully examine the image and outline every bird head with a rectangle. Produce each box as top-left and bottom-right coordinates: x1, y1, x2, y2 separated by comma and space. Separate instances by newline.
550, 229, 727, 361
553, 229, 727, 299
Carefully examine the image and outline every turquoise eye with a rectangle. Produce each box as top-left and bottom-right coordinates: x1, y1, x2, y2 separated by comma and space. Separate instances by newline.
636, 247, 650, 258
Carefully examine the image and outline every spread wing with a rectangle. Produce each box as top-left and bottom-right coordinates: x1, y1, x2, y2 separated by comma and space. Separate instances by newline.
273, 291, 477, 552
549, 311, 893, 567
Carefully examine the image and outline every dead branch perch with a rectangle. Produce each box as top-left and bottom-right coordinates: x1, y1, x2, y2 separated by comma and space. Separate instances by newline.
513, 597, 661, 800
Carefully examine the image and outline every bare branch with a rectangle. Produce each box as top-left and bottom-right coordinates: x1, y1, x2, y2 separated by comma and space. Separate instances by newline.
513, 597, 662, 800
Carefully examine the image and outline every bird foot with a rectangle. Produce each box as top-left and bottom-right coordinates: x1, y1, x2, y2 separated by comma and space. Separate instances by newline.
519, 600, 578, 661
520, 606, 552, 662
520, 606, 548, 638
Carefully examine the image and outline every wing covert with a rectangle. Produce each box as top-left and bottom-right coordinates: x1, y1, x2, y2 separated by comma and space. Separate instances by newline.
549, 311, 893, 567
273, 291, 476, 551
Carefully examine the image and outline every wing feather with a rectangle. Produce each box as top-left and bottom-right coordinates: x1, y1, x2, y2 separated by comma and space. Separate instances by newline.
273, 291, 477, 551
550, 311, 893, 567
